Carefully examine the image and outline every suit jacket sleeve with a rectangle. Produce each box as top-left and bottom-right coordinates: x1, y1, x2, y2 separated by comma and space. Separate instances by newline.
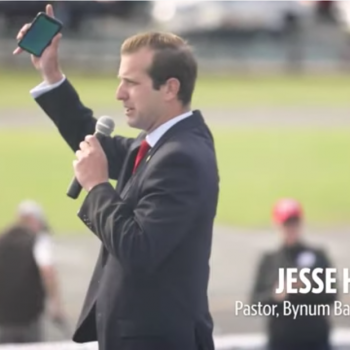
34, 79, 134, 180
250, 254, 277, 306
78, 150, 201, 274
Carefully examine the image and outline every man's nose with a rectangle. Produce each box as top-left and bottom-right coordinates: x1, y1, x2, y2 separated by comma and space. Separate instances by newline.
116, 85, 127, 101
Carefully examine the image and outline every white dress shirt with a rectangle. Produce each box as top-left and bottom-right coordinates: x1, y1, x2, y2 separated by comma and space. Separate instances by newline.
30, 75, 67, 99
145, 111, 192, 148
30, 77, 193, 146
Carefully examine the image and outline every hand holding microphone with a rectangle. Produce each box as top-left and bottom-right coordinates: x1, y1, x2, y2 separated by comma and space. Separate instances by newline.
67, 116, 115, 199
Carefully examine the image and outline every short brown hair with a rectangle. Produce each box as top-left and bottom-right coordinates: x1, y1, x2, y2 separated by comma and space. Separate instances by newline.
121, 32, 197, 106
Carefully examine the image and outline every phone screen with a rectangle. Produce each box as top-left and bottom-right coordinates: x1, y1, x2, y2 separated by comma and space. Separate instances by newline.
19, 15, 62, 57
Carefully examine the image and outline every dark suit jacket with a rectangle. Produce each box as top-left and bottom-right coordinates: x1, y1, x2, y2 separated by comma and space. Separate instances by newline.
250, 242, 336, 346
35, 80, 219, 350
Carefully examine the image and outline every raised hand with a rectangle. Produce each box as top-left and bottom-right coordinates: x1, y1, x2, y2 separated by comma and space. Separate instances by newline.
13, 4, 64, 84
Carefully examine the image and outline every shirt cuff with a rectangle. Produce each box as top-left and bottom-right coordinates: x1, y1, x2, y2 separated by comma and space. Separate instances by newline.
30, 75, 66, 99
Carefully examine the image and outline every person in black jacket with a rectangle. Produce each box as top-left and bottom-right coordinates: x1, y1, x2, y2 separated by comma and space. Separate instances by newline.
250, 198, 336, 350
0, 200, 66, 343
14, 5, 219, 350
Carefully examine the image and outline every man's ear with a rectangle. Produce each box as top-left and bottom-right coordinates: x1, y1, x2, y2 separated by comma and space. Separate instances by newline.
163, 77, 180, 101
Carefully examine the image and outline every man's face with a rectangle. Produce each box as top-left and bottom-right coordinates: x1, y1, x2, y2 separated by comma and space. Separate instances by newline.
278, 217, 302, 245
18, 214, 41, 233
116, 48, 165, 131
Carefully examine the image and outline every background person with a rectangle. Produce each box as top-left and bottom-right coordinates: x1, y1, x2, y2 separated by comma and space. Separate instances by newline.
250, 198, 337, 350
0, 200, 66, 344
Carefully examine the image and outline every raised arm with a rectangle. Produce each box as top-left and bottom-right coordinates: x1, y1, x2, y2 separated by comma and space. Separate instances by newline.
33, 79, 134, 180
14, 4, 134, 180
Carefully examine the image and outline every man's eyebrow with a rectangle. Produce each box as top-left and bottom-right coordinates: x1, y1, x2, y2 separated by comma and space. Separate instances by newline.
117, 76, 137, 84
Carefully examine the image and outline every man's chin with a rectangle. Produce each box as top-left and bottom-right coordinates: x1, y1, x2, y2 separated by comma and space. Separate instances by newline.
126, 117, 141, 130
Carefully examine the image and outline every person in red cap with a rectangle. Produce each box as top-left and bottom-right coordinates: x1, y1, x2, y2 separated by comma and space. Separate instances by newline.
273, 198, 303, 223
250, 198, 337, 350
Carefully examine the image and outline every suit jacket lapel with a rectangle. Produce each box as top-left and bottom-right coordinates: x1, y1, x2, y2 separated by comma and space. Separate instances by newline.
117, 111, 205, 194
101, 133, 146, 266
122, 111, 205, 181
116, 132, 146, 191
148, 110, 205, 160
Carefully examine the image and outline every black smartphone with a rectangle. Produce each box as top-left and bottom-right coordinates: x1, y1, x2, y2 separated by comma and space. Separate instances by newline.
17, 12, 63, 57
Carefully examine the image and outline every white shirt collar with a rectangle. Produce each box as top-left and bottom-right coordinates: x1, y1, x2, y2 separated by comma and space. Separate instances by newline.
146, 111, 193, 148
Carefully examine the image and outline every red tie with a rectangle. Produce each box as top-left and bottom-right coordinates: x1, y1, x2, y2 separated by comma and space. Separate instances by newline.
133, 140, 151, 174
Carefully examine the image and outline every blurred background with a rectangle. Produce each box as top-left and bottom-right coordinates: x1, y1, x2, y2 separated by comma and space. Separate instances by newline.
0, 1, 350, 349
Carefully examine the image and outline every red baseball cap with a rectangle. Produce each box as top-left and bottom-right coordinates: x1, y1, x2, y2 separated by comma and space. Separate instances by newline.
272, 198, 303, 223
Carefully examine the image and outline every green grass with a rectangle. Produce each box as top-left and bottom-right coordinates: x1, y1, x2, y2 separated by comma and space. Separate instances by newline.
215, 128, 350, 228
1, 69, 350, 232
2, 69, 350, 109
1, 127, 349, 233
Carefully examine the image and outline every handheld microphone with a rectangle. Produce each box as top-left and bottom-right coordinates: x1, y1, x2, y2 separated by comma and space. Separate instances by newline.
66, 116, 115, 200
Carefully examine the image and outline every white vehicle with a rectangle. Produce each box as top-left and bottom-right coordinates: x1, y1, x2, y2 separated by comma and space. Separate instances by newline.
151, 1, 314, 35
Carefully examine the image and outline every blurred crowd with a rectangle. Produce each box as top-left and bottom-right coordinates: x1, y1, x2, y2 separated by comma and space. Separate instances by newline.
0, 1, 345, 37
0, 1, 152, 34
2, 1, 350, 74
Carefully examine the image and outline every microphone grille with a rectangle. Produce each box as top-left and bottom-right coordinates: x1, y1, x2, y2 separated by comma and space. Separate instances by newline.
96, 116, 115, 136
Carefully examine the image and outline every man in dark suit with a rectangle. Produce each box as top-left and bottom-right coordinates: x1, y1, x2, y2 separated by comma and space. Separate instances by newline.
250, 199, 336, 350
15, 5, 219, 350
